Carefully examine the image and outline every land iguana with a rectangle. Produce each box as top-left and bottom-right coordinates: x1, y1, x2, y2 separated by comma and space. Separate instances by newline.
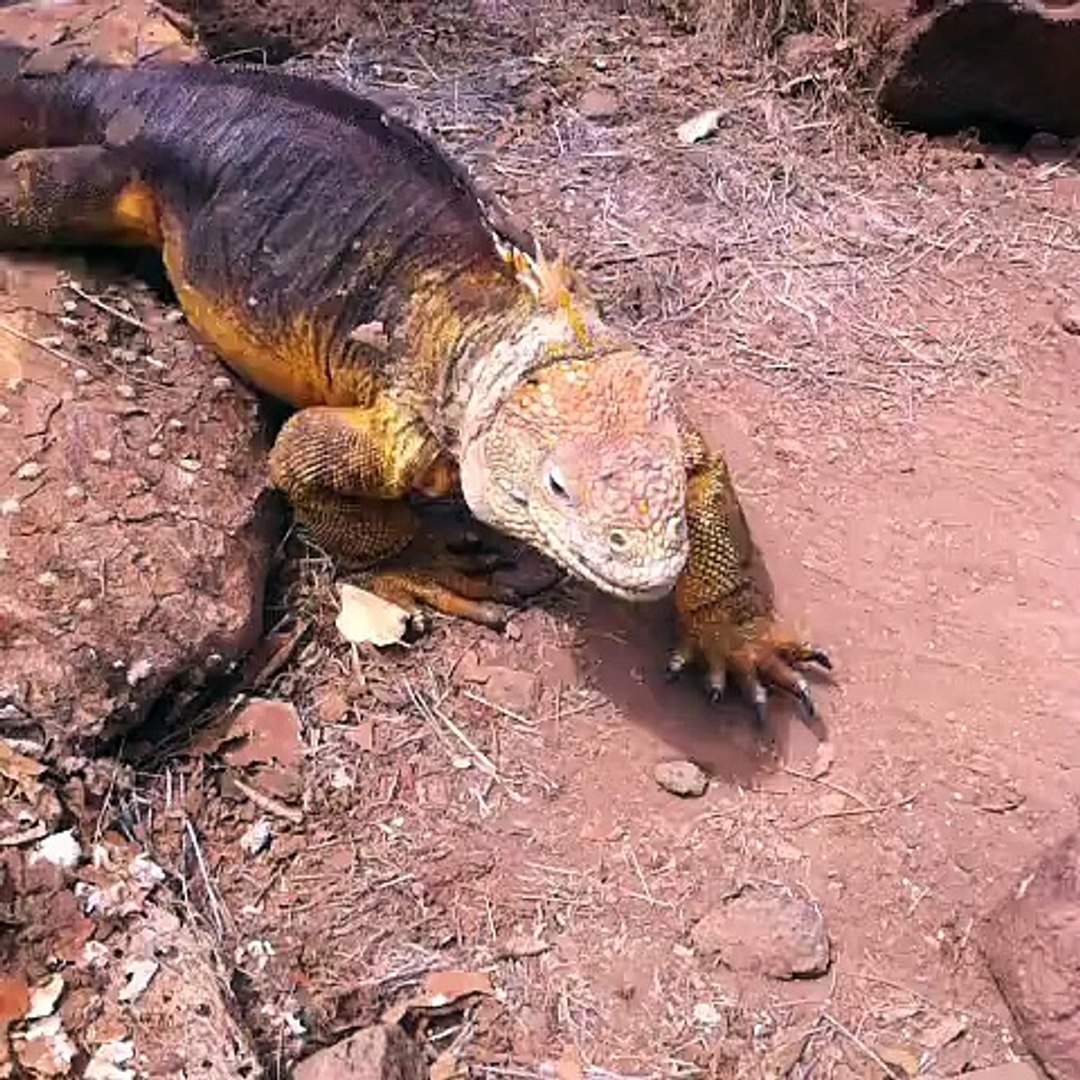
0, 55, 831, 727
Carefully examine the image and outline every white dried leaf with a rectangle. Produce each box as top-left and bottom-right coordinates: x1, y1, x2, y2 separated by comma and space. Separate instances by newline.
335, 583, 409, 648
85, 1040, 135, 1080
30, 829, 82, 870
117, 959, 158, 1004
25, 974, 64, 1019
677, 108, 722, 145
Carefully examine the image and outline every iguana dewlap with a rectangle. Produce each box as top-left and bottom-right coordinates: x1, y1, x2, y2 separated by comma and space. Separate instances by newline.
0, 56, 831, 728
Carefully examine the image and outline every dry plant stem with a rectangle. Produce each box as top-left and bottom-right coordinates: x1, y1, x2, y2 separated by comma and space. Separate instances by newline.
232, 776, 304, 824
62, 280, 150, 331
823, 1012, 905, 1079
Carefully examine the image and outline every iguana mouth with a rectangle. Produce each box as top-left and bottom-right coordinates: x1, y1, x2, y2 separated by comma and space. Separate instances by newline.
550, 535, 687, 604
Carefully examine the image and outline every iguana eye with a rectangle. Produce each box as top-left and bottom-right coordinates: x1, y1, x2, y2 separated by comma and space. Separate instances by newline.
547, 465, 569, 500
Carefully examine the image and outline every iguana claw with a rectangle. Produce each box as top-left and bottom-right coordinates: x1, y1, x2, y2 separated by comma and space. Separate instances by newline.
666, 616, 832, 733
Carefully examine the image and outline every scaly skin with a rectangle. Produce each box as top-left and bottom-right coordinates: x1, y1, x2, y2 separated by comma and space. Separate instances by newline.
0, 54, 831, 728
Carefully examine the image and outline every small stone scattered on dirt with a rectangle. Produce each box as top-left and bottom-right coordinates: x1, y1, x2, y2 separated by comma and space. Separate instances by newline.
654, 759, 709, 797
577, 87, 619, 120
293, 1022, 427, 1080
221, 698, 305, 770
483, 666, 539, 713
691, 886, 831, 979
240, 818, 273, 857
957, 1066, 1044, 1080
676, 108, 722, 145
1057, 306, 1080, 335
496, 934, 552, 959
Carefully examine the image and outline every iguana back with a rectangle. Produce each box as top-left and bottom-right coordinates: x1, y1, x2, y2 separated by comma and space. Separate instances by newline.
0, 59, 535, 414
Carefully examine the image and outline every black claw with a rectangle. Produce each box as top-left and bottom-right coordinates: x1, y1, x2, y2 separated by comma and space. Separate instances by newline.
665, 652, 689, 682
748, 680, 769, 730
807, 648, 832, 671
706, 668, 727, 704
752, 699, 769, 731
794, 675, 819, 724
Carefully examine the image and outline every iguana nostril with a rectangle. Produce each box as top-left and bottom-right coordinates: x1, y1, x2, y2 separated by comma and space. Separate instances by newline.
609, 529, 628, 551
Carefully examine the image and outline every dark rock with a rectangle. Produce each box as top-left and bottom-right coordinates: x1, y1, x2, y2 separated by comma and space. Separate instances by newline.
981, 830, 1080, 1080
875, 0, 1080, 141
691, 885, 831, 979
293, 1024, 427, 1080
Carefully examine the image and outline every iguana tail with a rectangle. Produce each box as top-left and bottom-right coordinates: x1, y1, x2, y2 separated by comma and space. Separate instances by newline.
0, 43, 92, 154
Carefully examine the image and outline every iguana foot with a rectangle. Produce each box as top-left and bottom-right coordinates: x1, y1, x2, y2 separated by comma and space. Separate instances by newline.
367, 565, 522, 631
672, 423, 832, 733
666, 613, 832, 730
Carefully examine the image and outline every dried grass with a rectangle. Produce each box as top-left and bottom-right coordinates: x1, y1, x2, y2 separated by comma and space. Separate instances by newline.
648, 0, 855, 50
287, 2, 1080, 426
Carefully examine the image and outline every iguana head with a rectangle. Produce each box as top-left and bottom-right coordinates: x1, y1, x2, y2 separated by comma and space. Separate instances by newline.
460, 344, 690, 602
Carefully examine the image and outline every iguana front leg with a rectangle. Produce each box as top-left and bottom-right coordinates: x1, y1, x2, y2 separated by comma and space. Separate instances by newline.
269, 405, 518, 629
670, 421, 832, 730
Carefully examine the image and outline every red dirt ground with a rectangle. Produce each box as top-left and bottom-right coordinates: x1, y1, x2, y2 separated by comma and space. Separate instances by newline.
146, 3, 1080, 1075
5, 1, 1080, 1077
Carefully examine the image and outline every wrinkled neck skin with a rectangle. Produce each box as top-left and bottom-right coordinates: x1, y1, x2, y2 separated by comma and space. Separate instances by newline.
456, 304, 617, 525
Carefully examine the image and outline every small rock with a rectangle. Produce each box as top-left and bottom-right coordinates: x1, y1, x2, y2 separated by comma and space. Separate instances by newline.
577, 88, 620, 121
677, 108, 722, 145
240, 818, 273, 857
481, 666, 539, 713
1057, 306, 1080, 335
146, 442, 165, 459
654, 759, 709, 797
496, 934, 552, 959
125, 658, 153, 687
73, 368, 93, 384
16, 461, 43, 480
691, 886, 831, 979
691, 1001, 725, 1028
90, 448, 112, 464
293, 1023, 427, 1080
1025, 131, 1066, 160
774, 437, 809, 462
958, 1066, 1043, 1080
981, 829, 1080, 1080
